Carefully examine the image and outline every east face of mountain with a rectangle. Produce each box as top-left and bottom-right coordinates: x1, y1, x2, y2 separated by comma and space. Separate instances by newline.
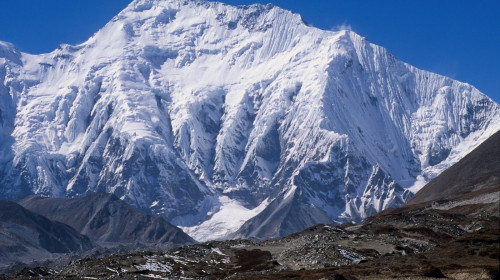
0, 0, 499, 240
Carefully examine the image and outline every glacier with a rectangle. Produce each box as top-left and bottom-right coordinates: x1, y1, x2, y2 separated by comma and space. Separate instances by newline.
0, 0, 499, 241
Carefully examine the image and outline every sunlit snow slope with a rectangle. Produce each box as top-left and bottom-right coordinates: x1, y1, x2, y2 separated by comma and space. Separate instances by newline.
0, 0, 499, 240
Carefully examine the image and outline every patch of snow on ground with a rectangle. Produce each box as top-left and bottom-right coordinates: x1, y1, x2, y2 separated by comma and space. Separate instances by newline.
338, 248, 365, 262
142, 274, 167, 279
163, 253, 195, 265
105, 267, 119, 274
230, 243, 249, 248
135, 256, 172, 273
211, 247, 227, 256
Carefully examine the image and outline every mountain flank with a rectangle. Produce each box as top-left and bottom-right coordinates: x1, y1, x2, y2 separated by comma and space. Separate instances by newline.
17, 193, 195, 246
407, 130, 500, 206
0, 201, 92, 271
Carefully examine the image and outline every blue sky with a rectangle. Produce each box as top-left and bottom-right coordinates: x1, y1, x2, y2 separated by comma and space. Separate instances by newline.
0, 0, 498, 103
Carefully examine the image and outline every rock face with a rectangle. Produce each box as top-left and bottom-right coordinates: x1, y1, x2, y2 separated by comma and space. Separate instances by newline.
0, 0, 499, 240
0, 201, 93, 268
17, 193, 195, 246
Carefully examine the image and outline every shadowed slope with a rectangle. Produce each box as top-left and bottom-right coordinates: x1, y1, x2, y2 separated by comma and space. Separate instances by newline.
407, 130, 500, 206
0, 201, 92, 268
17, 193, 194, 246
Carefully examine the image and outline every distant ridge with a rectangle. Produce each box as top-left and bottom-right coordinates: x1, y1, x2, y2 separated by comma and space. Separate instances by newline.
0, 201, 92, 268
17, 193, 194, 246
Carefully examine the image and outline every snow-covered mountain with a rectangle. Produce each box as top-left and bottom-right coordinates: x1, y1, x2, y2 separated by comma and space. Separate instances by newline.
0, 0, 499, 241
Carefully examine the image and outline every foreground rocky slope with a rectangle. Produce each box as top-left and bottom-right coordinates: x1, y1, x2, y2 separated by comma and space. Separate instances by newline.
3, 131, 498, 279
1, 0, 499, 240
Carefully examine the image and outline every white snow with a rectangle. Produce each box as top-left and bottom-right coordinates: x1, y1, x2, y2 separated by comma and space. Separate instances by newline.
135, 256, 172, 273
105, 267, 119, 274
151, 200, 160, 207
211, 247, 227, 256
181, 196, 269, 241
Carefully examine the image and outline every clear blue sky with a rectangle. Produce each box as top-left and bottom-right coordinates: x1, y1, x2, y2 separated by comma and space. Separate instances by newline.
0, 0, 498, 103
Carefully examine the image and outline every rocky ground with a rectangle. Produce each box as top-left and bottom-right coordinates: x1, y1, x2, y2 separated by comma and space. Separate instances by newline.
1, 187, 498, 279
